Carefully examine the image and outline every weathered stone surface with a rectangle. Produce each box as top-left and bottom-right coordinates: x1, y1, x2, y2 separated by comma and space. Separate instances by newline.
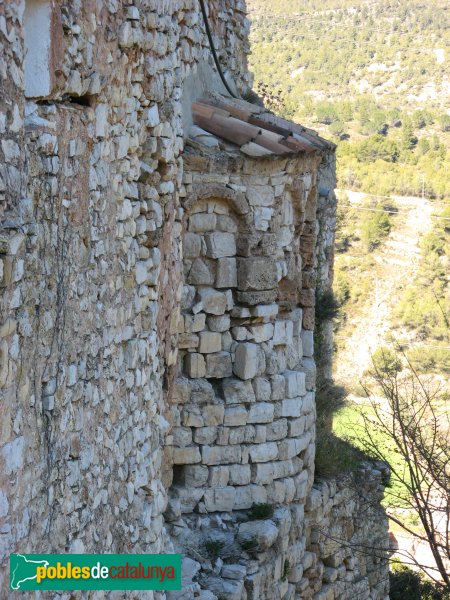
237, 257, 278, 291
204, 487, 236, 512
205, 352, 233, 378
202, 445, 242, 465
185, 353, 206, 378
224, 406, 247, 426
188, 259, 215, 286
204, 232, 236, 258
199, 288, 228, 315
233, 343, 258, 380
229, 464, 251, 486
189, 213, 217, 232
285, 370, 306, 398
199, 331, 222, 354
301, 329, 314, 357
247, 403, 274, 424
173, 446, 202, 465
216, 257, 237, 288
222, 378, 256, 404
248, 442, 278, 463
237, 520, 278, 551
184, 233, 202, 258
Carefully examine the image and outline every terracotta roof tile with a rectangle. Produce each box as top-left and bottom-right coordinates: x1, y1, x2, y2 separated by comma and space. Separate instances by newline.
190, 94, 335, 157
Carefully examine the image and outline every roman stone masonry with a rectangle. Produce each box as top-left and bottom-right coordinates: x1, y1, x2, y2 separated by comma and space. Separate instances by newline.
0, 1, 389, 599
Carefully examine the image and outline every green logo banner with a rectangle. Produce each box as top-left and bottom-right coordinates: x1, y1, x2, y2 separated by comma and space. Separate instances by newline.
10, 554, 182, 590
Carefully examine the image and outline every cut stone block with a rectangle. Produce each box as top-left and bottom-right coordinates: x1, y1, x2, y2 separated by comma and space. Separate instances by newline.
299, 357, 317, 390
208, 465, 230, 487
278, 436, 309, 460
202, 445, 242, 465
266, 419, 288, 441
198, 288, 227, 315
285, 371, 306, 398
193, 427, 218, 445
184, 353, 205, 378
233, 343, 258, 380
246, 185, 275, 207
224, 405, 248, 426
234, 484, 267, 510
251, 304, 279, 318
248, 442, 278, 463
247, 402, 274, 424
183, 465, 209, 487
178, 333, 199, 349
199, 331, 222, 354
207, 314, 230, 332
173, 446, 201, 465
253, 377, 271, 401
288, 417, 306, 437
280, 398, 302, 418
172, 427, 193, 447
204, 487, 236, 512
229, 464, 251, 486
301, 329, 314, 357
204, 232, 236, 258
273, 320, 294, 345
188, 258, 215, 286
301, 391, 315, 415
237, 257, 278, 291
203, 404, 225, 426
216, 257, 237, 288
222, 379, 256, 404
271, 375, 285, 400
183, 233, 201, 258
189, 213, 216, 232
249, 323, 273, 343
184, 313, 206, 333
236, 290, 278, 306
205, 352, 233, 378
251, 462, 274, 485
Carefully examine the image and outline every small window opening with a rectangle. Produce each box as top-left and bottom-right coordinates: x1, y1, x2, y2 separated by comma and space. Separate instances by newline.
68, 95, 94, 107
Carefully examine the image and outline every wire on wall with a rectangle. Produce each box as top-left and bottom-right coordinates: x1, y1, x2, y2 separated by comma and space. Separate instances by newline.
198, 0, 239, 99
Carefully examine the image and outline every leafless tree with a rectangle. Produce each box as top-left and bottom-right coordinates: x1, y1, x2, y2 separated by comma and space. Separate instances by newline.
358, 346, 450, 591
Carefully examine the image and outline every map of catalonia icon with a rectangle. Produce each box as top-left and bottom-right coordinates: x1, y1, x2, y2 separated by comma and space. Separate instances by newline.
10, 554, 50, 590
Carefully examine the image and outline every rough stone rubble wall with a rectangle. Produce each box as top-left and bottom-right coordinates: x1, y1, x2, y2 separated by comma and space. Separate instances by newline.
0, 1, 389, 599
0, 1, 249, 597
303, 468, 390, 600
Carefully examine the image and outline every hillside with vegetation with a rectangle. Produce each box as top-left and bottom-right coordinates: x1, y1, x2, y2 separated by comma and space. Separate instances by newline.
248, 0, 450, 199
248, 0, 450, 377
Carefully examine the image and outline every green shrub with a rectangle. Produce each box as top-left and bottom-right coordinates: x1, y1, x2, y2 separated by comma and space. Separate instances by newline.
241, 539, 258, 553
370, 346, 403, 376
390, 562, 450, 600
360, 203, 392, 251
203, 540, 225, 559
248, 503, 274, 520
316, 289, 340, 322
314, 430, 364, 478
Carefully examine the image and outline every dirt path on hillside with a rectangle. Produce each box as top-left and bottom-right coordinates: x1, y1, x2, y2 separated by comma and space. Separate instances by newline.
334, 190, 434, 383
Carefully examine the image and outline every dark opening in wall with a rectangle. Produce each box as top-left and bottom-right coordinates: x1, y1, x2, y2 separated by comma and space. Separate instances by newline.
68, 95, 94, 107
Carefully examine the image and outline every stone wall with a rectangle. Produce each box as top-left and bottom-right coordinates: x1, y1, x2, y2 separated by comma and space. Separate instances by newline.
303, 466, 390, 600
164, 143, 325, 600
0, 2, 250, 597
